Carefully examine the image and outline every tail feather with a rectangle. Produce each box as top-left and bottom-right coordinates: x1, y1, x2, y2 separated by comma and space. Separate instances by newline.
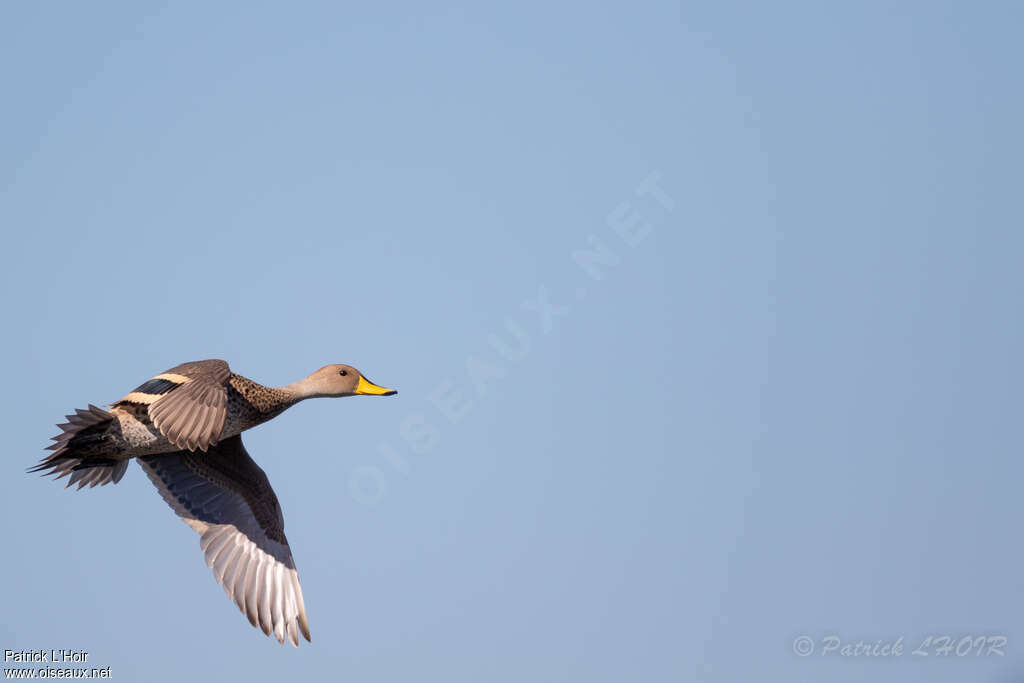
30, 405, 128, 489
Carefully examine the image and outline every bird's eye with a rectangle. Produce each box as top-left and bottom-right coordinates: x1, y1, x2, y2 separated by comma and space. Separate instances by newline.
339, 369, 348, 376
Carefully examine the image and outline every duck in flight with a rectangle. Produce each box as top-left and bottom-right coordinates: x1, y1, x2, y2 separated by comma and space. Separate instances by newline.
30, 359, 397, 646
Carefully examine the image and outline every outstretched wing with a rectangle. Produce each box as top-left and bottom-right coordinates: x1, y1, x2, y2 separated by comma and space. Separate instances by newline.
117, 359, 230, 452
138, 435, 310, 646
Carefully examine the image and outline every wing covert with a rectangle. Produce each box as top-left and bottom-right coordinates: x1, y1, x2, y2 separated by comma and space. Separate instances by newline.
118, 359, 230, 452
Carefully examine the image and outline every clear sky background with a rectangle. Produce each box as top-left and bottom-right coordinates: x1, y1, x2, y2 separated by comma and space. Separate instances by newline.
2, 2, 1022, 682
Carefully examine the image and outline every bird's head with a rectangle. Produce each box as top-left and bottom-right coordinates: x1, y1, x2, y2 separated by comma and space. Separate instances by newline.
295, 364, 397, 399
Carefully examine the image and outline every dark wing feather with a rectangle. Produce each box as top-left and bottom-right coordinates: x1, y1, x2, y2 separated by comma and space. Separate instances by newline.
120, 359, 231, 452
138, 435, 310, 646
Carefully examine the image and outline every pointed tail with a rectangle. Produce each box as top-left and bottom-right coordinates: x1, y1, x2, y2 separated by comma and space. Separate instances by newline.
30, 405, 128, 489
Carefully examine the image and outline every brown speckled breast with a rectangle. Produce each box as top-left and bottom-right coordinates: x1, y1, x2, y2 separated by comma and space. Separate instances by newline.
221, 374, 296, 438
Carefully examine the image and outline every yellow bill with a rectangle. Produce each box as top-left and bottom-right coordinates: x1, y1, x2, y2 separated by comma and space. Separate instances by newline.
356, 376, 397, 396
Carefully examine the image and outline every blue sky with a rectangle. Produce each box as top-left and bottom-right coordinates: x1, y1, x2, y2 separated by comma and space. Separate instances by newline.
2, 2, 1022, 682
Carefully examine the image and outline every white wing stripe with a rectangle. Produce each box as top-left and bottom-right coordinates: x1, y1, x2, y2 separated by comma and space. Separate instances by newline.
201, 527, 232, 560
272, 565, 285, 643
258, 559, 273, 636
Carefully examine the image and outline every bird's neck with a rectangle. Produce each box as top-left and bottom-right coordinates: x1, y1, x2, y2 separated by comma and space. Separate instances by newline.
229, 374, 304, 421
277, 373, 339, 400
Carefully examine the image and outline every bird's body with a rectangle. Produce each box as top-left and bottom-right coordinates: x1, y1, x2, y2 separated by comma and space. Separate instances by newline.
65, 368, 296, 462
31, 359, 396, 646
